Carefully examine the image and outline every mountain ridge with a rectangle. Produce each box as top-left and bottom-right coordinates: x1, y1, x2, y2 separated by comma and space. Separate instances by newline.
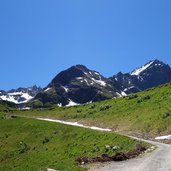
28, 59, 171, 108
1, 59, 171, 108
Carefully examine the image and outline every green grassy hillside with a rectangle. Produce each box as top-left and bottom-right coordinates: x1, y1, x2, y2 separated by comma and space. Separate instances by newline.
16, 83, 171, 137
0, 115, 142, 171
0, 100, 16, 111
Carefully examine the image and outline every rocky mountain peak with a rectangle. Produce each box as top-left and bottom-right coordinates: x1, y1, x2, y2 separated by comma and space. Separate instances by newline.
111, 59, 171, 94
74, 64, 89, 71
32, 65, 119, 108
49, 64, 107, 88
130, 59, 168, 76
49, 65, 90, 87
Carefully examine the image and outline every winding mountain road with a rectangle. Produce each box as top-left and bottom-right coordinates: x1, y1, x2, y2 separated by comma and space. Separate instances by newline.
37, 118, 171, 171
89, 138, 171, 171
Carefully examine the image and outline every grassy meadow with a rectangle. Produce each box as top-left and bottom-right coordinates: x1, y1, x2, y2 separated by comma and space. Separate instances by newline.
15, 83, 171, 137
0, 114, 143, 171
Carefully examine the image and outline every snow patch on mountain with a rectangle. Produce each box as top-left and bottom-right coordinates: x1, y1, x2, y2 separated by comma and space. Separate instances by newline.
116, 91, 127, 97
84, 79, 90, 85
94, 72, 100, 75
124, 86, 135, 92
66, 99, 79, 107
98, 80, 106, 86
0, 86, 41, 105
91, 78, 106, 86
130, 61, 154, 76
116, 92, 122, 97
44, 87, 51, 92
0, 92, 33, 104
121, 91, 127, 96
76, 77, 83, 80
63, 86, 69, 92
57, 103, 62, 107
155, 63, 162, 66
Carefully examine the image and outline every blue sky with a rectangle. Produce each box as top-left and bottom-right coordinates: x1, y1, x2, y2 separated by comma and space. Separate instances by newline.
1, 0, 171, 90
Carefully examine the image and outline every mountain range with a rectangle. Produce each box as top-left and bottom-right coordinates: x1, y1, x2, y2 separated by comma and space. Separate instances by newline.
29, 59, 171, 108
1, 59, 171, 108
0, 85, 41, 107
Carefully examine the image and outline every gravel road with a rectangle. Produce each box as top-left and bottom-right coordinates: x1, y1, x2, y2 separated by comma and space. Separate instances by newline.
89, 138, 171, 171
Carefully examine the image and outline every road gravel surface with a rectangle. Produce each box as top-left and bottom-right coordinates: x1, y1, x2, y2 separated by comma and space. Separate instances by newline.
89, 137, 171, 171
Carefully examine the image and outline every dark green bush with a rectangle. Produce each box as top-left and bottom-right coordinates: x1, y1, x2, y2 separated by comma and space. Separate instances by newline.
128, 94, 138, 100
77, 109, 82, 113
31, 100, 43, 108
161, 112, 170, 119
137, 95, 150, 103
42, 137, 50, 144
100, 105, 112, 111
89, 104, 96, 109
19, 142, 29, 153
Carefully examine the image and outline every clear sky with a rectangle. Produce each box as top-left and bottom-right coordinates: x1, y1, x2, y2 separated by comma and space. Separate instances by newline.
1, 0, 171, 90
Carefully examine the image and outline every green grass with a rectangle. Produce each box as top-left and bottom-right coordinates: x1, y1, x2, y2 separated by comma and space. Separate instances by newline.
0, 100, 16, 112
0, 115, 142, 171
15, 83, 171, 137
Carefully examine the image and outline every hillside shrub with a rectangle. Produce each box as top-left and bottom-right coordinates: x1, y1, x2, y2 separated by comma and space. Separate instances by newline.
161, 112, 170, 119
90, 104, 96, 109
42, 137, 50, 144
32, 100, 43, 108
19, 142, 29, 154
137, 95, 150, 103
100, 105, 112, 111
77, 109, 82, 113
44, 102, 55, 108
88, 110, 96, 115
127, 94, 138, 100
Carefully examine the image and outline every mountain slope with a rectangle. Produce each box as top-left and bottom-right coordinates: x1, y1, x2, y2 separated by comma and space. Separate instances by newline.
0, 100, 17, 111
18, 82, 171, 137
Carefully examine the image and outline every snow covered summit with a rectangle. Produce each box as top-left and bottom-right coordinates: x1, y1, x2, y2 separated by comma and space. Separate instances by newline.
130, 60, 155, 76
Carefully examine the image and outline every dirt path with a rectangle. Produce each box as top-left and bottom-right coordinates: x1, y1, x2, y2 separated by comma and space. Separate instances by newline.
37, 117, 171, 171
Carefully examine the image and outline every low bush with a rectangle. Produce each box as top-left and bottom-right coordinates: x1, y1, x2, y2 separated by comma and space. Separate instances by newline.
137, 95, 150, 103
127, 94, 138, 100
100, 105, 112, 111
